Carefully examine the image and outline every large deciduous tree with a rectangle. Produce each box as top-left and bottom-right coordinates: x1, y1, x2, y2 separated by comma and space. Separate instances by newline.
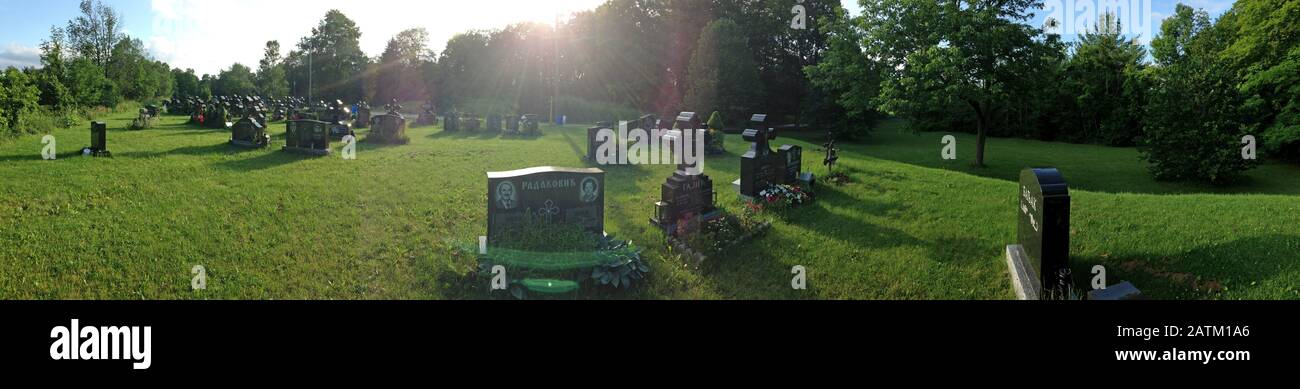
1141, 4, 1257, 184
1057, 12, 1149, 146
290, 10, 368, 101
257, 41, 289, 97
863, 0, 1055, 167
683, 18, 761, 122
375, 28, 433, 104
65, 0, 121, 75
1220, 0, 1300, 163
214, 64, 257, 96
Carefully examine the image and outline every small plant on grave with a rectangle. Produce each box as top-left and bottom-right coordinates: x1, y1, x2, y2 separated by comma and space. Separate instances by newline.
681, 216, 747, 256
589, 238, 648, 289
742, 199, 766, 221
490, 211, 600, 253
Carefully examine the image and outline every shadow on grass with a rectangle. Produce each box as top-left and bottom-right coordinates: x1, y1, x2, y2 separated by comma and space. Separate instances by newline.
926, 235, 997, 266
788, 187, 924, 251
855, 125, 1300, 196
211, 149, 305, 171
1071, 234, 1300, 299
114, 142, 244, 158
155, 128, 230, 137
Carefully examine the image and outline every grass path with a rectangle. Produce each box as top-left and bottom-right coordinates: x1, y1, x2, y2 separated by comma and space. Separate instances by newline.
1, 114, 1296, 299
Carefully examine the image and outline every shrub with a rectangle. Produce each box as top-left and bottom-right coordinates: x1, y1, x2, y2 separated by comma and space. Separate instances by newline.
1141, 62, 1258, 184
1, 68, 42, 137
1264, 124, 1300, 163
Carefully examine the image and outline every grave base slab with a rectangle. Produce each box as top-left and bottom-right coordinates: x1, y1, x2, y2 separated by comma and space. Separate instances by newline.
282, 146, 330, 156
230, 137, 270, 148
1087, 281, 1144, 300
1005, 244, 1040, 300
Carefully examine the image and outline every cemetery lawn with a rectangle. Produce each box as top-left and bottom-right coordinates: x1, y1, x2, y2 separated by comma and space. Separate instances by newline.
1, 114, 1297, 299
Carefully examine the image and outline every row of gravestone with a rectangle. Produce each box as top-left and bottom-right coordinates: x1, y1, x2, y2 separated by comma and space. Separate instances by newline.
444, 112, 541, 136
112, 97, 1117, 300
583, 112, 728, 163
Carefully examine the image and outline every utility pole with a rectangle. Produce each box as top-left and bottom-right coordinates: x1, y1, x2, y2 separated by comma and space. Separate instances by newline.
308, 42, 313, 103
551, 13, 559, 124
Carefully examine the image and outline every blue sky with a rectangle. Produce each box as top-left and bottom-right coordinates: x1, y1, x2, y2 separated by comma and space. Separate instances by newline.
1, 0, 1239, 74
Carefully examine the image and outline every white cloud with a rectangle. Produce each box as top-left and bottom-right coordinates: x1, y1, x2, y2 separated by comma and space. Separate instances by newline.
1183, 0, 1235, 16
148, 0, 606, 75
0, 43, 41, 69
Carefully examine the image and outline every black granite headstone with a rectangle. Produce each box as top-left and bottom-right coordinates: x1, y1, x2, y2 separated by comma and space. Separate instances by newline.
417, 101, 438, 127
487, 167, 605, 243
367, 105, 409, 144
637, 114, 658, 131
87, 121, 109, 156
1018, 168, 1072, 296
522, 114, 540, 135
736, 115, 810, 197
354, 102, 371, 129
651, 165, 717, 236
283, 119, 331, 156
506, 115, 520, 134
230, 116, 269, 148
671, 112, 705, 156
460, 113, 481, 131
585, 122, 615, 163
444, 112, 460, 132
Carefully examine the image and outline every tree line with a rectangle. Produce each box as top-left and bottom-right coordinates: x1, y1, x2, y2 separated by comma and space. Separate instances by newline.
810, 0, 1298, 184
3, 0, 1296, 185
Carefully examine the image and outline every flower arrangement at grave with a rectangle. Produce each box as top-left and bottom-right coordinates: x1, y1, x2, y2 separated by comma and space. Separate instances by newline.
521, 114, 541, 136
748, 184, 814, 213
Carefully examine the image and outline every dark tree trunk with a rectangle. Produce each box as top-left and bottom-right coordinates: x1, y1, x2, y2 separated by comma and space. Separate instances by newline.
975, 117, 987, 167
969, 99, 988, 167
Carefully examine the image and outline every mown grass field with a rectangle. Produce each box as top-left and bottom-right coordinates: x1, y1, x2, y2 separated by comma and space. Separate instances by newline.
1, 112, 1296, 299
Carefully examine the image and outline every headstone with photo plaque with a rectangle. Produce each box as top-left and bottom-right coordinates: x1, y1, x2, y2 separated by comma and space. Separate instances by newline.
283, 119, 331, 156
486, 167, 605, 244
444, 112, 460, 132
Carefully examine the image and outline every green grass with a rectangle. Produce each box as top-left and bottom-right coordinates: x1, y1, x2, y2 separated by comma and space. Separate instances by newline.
1, 113, 1296, 299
